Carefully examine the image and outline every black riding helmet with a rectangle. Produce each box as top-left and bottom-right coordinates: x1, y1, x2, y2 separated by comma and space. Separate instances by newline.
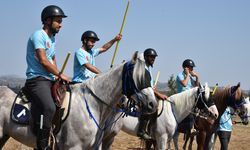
143, 48, 158, 57
182, 59, 196, 68
41, 5, 67, 23
81, 31, 100, 41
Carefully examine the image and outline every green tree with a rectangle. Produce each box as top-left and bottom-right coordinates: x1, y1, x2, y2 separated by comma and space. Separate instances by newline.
167, 74, 177, 96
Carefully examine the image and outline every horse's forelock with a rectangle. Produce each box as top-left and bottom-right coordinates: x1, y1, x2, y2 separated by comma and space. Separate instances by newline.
131, 51, 139, 64
204, 84, 210, 101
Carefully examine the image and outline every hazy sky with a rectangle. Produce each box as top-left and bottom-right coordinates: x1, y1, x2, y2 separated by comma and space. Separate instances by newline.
0, 0, 249, 90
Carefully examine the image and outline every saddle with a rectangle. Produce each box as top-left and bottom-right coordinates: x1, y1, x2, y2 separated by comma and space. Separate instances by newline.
11, 82, 71, 134
51, 80, 67, 108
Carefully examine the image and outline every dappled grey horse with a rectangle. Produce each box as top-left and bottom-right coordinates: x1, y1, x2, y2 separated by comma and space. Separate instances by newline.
0, 52, 158, 150
102, 83, 219, 150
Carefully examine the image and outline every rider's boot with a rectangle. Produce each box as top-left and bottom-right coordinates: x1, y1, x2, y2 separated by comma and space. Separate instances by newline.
36, 126, 51, 150
137, 118, 152, 140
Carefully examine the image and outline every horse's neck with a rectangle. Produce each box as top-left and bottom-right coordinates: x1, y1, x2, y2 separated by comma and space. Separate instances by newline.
170, 87, 198, 123
214, 88, 229, 116
84, 64, 124, 106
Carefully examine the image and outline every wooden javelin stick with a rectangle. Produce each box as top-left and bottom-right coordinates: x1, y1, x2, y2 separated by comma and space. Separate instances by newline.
110, 0, 130, 68
60, 52, 71, 74
154, 71, 160, 87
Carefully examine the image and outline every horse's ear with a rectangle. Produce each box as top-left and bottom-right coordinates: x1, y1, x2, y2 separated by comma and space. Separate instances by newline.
131, 51, 138, 64
199, 83, 204, 91
246, 97, 250, 103
236, 82, 241, 88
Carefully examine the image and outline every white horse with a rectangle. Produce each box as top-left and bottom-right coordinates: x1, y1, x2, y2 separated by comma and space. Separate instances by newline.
102, 84, 219, 150
0, 52, 158, 150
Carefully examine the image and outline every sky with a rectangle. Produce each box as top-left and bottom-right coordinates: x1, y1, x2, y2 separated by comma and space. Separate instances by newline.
0, 0, 249, 90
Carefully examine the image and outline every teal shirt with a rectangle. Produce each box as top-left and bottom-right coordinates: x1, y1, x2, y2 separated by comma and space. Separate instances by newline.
72, 48, 100, 82
176, 71, 196, 93
26, 29, 56, 81
218, 107, 232, 132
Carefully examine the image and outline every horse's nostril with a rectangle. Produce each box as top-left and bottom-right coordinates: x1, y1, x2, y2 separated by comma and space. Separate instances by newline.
214, 114, 218, 118
148, 101, 154, 110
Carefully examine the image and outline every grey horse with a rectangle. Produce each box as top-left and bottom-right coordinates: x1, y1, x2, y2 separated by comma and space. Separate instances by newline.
0, 52, 158, 150
102, 83, 219, 150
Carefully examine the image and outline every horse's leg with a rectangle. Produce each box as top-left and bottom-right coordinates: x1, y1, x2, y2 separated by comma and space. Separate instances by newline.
183, 131, 190, 150
188, 134, 194, 150
155, 135, 168, 150
0, 135, 10, 149
102, 132, 117, 150
144, 140, 153, 150
173, 131, 179, 150
167, 139, 171, 150
102, 136, 114, 150
196, 131, 206, 150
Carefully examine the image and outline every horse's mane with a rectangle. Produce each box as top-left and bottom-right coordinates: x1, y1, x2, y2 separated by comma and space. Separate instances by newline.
212, 86, 242, 115
212, 87, 230, 104
73, 52, 148, 101
169, 87, 198, 106
168, 87, 198, 122
133, 55, 147, 90
213, 86, 242, 102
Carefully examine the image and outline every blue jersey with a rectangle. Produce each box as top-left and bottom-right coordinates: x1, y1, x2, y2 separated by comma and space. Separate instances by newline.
176, 72, 196, 93
72, 48, 100, 82
217, 107, 232, 132
26, 29, 56, 80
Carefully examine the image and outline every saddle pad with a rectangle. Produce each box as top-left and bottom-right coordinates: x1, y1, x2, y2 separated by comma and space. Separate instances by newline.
11, 95, 31, 125
11, 90, 71, 125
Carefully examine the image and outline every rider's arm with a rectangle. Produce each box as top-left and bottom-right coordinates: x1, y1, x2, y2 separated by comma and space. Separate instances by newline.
153, 88, 168, 100
180, 68, 190, 87
37, 49, 70, 82
99, 34, 122, 54
83, 63, 101, 74
36, 48, 61, 76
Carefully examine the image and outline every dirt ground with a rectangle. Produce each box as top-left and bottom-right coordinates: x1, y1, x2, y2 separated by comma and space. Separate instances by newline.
2, 124, 250, 150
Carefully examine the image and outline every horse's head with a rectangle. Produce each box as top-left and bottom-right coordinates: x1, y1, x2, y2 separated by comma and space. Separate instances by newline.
195, 83, 218, 119
122, 51, 158, 115
195, 83, 211, 109
234, 97, 250, 125
226, 82, 249, 125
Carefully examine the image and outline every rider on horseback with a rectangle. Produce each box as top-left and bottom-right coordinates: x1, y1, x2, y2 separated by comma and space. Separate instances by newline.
72, 30, 121, 83
173, 59, 200, 149
137, 48, 168, 140
24, 5, 70, 150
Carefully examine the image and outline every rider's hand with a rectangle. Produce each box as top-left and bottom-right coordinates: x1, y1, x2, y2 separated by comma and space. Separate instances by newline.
114, 34, 122, 41
184, 67, 190, 75
161, 94, 168, 100
59, 73, 71, 83
190, 71, 198, 78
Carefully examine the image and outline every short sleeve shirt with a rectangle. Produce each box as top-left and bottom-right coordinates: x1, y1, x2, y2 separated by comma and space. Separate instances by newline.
26, 29, 56, 80
176, 71, 196, 93
72, 48, 100, 82
217, 107, 232, 132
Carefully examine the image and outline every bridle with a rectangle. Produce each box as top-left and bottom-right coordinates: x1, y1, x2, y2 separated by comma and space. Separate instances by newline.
192, 87, 217, 120
82, 60, 151, 130
121, 61, 152, 115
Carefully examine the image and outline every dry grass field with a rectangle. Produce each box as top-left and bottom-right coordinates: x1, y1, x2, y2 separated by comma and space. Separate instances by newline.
3, 123, 250, 150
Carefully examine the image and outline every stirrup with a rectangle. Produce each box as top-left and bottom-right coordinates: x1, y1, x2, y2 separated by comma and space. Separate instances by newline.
138, 132, 152, 140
